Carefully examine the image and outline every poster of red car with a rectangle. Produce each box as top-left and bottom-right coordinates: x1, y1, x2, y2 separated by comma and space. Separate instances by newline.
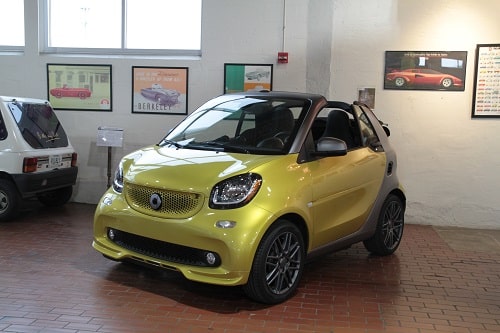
47, 64, 112, 111
384, 51, 467, 91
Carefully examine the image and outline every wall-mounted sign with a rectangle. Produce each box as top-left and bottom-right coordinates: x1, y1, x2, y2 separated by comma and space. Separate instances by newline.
472, 44, 500, 118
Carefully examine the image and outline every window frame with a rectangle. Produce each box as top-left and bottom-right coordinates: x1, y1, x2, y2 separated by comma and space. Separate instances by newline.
39, 0, 202, 57
0, 0, 25, 52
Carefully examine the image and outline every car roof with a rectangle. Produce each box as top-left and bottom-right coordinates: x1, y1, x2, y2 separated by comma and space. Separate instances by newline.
226, 90, 327, 103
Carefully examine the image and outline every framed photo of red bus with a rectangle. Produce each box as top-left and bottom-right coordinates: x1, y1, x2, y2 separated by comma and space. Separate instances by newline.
132, 66, 189, 115
47, 64, 112, 111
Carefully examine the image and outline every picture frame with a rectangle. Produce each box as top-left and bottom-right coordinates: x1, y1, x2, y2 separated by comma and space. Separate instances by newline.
471, 44, 500, 118
384, 51, 467, 91
357, 87, 376, 109
47, 64, 112, 111
224, 63, 273, 93
132, 66, 189, 115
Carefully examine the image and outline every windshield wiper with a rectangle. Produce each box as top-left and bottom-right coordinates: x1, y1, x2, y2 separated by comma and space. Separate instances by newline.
189, 141, 249, 154
159, 139, 183, 149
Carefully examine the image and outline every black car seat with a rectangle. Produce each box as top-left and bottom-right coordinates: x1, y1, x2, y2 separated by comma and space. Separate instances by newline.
257, 107, 294, 148
321, 109, 355, 148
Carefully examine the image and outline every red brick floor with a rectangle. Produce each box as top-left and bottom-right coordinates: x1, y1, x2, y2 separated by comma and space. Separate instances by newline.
1, 203, 499, 333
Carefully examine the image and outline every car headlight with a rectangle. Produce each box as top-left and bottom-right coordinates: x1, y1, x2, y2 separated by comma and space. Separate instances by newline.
210, 173, 262, 209
112, 161, 124, 193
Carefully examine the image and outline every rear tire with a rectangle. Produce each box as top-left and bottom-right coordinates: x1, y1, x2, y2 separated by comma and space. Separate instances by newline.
363, 194, 405, 256
0, 179, 20, 222
441, 78, 453, 89
37, 186, 73, 207
243, 220, 305, 304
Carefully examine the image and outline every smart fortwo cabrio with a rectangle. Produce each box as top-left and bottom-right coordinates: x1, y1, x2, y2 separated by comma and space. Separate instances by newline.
93, 91, 405, 304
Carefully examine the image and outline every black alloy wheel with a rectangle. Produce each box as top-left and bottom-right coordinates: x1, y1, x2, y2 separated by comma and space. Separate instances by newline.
244, 220, 305, 304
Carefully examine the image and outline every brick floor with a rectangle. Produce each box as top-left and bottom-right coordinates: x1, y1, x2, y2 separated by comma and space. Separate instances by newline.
0, 202, 499, 333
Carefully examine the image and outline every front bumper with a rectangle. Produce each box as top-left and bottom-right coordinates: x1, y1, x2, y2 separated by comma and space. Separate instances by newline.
92, 190, 276, 286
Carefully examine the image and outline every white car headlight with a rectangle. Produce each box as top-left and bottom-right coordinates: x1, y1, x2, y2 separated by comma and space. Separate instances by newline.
210, 173, 262, 209
112, 161, 124, 193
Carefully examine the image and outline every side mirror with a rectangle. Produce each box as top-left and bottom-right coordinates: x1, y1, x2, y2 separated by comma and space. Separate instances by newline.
311, 137, 347, 157
383, 125, 390, 137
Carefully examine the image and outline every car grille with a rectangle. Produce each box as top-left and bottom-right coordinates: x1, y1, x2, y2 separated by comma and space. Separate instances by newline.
124, 182, 204, 218
109, 228, 220, 267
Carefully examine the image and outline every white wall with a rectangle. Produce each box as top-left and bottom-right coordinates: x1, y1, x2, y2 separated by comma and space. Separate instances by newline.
328, 0, 500, 228
0, 0, 498, 229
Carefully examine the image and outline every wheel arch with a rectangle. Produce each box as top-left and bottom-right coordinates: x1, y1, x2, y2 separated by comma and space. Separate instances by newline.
273, 212, 310, 252
0, 171, 16, 184
390, 188, 406, 210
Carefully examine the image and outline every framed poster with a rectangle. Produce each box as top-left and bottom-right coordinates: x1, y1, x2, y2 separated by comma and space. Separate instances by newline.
224, 63, 273, 93
471, 44, 500, 118
132, 66, 188, 115
358, 87, 376, 109
47, 64, 112, 111
384, 51, 467, 91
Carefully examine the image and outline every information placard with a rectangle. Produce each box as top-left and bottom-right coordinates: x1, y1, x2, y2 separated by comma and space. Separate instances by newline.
97, 127, 124, 147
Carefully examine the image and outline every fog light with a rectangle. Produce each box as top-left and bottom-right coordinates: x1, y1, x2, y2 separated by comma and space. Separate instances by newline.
108, 229, 115, 240
215, 220, 236, 229
206, 252, 216, 265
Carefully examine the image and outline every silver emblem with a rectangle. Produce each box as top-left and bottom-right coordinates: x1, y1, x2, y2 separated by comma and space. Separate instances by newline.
149, 193, 162, 210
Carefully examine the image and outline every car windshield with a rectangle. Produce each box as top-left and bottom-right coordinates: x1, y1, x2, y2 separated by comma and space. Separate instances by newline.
162, 96, 308, 154
7, 101, 69, 149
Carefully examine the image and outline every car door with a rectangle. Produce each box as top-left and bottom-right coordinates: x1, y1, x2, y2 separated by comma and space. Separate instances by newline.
306, 106, 386, 249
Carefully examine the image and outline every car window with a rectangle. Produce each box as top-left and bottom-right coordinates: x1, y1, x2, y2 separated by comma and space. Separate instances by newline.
309, 106, 361, 150
353, 106, 379, 147
0, 112, 7, 140
7, 101, 69, 149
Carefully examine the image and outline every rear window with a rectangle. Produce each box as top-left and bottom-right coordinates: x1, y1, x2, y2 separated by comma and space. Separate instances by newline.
7, 101, 69, 149
0, 112, 6, 140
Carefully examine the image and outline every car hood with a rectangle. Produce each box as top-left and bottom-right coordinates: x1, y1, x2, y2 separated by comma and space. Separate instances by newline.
122, 145, 278, 193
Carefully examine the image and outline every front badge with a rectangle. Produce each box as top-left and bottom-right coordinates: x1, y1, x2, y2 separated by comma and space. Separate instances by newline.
149, 193, 162, 210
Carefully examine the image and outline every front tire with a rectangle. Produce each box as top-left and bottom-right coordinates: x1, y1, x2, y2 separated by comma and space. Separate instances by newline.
37, 186, 73, 207
0, 179, 21, 222
394, 77, 407, 87
244, 221, 305, 304
363, 194, 405, 256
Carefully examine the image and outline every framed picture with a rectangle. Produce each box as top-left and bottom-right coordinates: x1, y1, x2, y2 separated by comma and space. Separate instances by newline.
132, 66, 188, 115
224, 63, 273, 93
358, 87, 376, 109
47, 64, 112, 111
384, 51, 467, 91
471, 44, 500, 118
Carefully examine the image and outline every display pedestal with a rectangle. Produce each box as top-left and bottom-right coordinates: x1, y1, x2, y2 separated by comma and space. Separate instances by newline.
96, 127, 124, 188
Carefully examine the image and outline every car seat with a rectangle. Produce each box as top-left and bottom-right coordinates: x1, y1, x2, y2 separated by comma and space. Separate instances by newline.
321, 109, 355, 148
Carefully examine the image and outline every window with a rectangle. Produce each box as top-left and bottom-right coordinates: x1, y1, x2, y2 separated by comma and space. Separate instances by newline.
0, 0, 24, 51
0, 112, 7, 140
354, 107, 379, 148
7, 101, 69, 149
41, 0, 202, 56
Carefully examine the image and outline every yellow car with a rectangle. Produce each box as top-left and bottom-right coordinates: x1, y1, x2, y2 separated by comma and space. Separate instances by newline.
93, 91, 405, 304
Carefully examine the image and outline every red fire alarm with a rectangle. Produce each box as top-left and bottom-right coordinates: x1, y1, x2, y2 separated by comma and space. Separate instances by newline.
278, 52, 289, 64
